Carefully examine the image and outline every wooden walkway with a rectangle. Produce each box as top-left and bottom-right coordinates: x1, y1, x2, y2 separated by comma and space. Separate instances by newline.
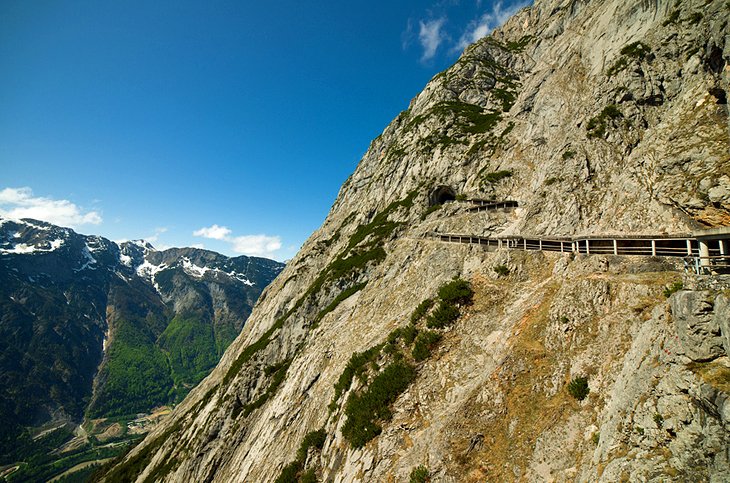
425, 231, 730, 274
465, 199, 519, 213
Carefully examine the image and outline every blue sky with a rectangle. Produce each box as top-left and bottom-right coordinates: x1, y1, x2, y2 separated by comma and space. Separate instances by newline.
0, 0, 530, 261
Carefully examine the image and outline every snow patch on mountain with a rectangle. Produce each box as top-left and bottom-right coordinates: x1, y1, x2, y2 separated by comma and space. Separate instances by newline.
74, 246, 97, 272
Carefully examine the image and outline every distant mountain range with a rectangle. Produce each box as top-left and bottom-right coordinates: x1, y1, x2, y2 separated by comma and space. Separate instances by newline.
0, 217, 284, 459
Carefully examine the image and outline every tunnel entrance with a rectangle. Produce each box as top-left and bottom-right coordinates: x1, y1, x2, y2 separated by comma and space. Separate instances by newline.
429, 186, 456, 206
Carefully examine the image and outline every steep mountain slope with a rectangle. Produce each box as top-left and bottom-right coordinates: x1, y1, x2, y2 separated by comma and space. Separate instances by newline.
0, 218, 283, 460
105, 0, 730, 481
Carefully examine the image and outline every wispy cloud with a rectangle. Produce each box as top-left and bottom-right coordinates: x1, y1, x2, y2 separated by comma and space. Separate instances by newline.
146, 227, 168, 244
419, 17, 448, 62
194, 224, 282, 259
455, 1, 531, 52
406, 1, 532, 61
193, 224, 231, 240
0, 187, 102, 228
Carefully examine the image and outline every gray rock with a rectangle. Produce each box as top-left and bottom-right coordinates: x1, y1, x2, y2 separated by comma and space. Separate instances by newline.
671, 291, 725, 361
716, 294, 730, 357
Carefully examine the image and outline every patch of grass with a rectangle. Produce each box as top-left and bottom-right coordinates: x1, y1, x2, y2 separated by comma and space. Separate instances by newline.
412, 330, 442, 362
341, 361, 416, 448
222, 316, 286, 386
545, 177, 559, 186
562, 149, 576, 160
409, 465, 431, 483
314, 282, 367, 325
493, 264, 510, 276
455, 193, 467, 201
586, 104, 623, 139
567, 376, 590, 401
687, 361, 730, 392
663, 280, 683, 298
238, 360, 291, 418
592, 431, 600, 444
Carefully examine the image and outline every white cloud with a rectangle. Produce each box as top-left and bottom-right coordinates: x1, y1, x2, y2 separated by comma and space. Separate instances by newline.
193, 224, 232, 240
146, 227, 168, 244
231, 235, 282, 258
455, 1, 531, 52
193, 224, 282, 259
419, 17, 447, 62
0, 187, 102, 228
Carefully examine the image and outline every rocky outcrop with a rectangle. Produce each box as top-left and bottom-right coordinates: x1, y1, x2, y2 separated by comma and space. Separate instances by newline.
104, 0, 730, 481
671, 290, 726, 361
717, 294, 730, 355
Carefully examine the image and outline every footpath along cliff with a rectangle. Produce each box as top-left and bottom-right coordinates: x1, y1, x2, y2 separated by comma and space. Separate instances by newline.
104, 0, 730, 481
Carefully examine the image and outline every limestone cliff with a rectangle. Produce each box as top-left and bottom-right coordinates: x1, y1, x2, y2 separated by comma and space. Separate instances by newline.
103, 0, 730, 481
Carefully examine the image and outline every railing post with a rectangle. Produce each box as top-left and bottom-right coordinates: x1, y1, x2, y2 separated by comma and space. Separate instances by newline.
651, 240, 656, 257
686, 240, 692, 256
539, 239, 543, 251
699, 240, 710, 268
613, 239, 618, 255
560, 241, 564, 253
585, 240, 590, 255
523, 239, 527, 250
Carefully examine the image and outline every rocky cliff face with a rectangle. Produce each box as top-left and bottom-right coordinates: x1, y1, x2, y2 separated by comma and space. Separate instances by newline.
106, 0, 730, 481
0, 218, 283, 458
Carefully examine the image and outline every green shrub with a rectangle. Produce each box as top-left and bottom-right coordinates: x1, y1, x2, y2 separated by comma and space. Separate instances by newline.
592, 431, 600, 444
412, 331, 442, 362
402, 324, 419, 345
421, 204, 442, 220
329, 346, 383, 412
341, 362, 416, 448
620, 41, 651, 60
425, 301, 460, 329
300, 469, 318, 483
586, 105, 622, 139
275, 429, 327, 483
455, 194, 467, 201
688, 12, 702, 24
654, 413, 664, 427
663, 281, 683, 298
411, 299, 434, 324
663, 9, 680, 26
437, 278, 474, 305
567, 376, 590, 401
482, 170, 513, 184
493, 264, 510, 276
562, 149, 576, 160
545, 177, 559, 186
274, 461, 302, 483
409, 465, 430, 483
296, 429, 327, 461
